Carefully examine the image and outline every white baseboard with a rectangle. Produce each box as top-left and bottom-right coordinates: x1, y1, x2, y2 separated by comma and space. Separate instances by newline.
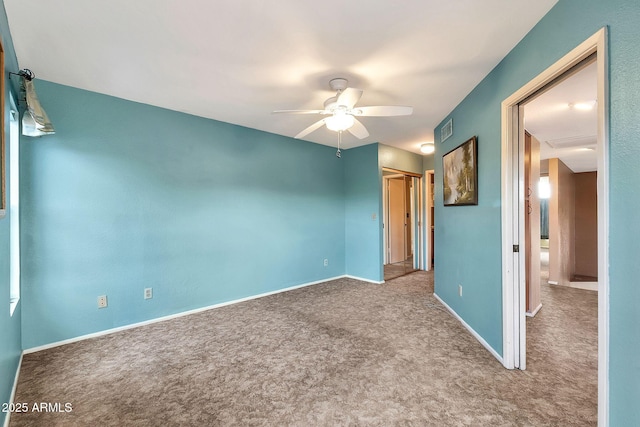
433, 293, 504, 365
24, 275, 346, 354
344, 275, 384, 284
548, 280, 598, 292
3, 352, 23, 427
569, 281, 598, 292
526, 303, 543, 318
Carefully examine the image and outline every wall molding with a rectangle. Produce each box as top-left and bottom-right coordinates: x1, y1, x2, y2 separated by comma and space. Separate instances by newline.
526, 303, 543, 318
434, 293, 504, 365
568, 282, 598, 292
24, 275, 349, 354
3, 352, 23, 427
344, 274, 384, 284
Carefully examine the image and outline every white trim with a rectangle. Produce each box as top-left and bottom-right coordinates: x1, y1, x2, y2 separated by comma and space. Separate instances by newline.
424, 170, 434, 271
500, 102, 518, 369
434, 293, 504, 364
413, 176, 421, 270
501, 28, 608, 426
24, 275, 347, 354
525, 303, 542, 318
3, 353, 23, 427
382, 176, 390, 265
344, 275, 385, 284
9, 101, 20, 318
568, 282, 598, 292
595, 27, 610, 427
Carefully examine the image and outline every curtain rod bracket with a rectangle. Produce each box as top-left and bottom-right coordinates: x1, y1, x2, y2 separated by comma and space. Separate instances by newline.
9, 69, 35, 81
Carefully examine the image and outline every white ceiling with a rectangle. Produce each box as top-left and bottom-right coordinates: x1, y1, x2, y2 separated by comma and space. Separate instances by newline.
4, 0, 559, 154
524, 62, 598, 172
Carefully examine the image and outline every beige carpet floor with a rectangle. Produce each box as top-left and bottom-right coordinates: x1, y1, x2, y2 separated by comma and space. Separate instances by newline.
10, 271, 597, 426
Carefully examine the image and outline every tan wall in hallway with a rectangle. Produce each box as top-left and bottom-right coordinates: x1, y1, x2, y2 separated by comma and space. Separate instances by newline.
548, 158, 575, 286
574, 172, 598, 278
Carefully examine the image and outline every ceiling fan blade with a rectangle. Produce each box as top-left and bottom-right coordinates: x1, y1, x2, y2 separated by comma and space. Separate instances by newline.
347, 118, 369, 139
337, 88, 363, 109
295, 119, 326, 139
272, 109, 327, 115
354, 106, 413, 116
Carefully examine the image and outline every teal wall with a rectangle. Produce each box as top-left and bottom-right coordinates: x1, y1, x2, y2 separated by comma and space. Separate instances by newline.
6, 0, 639, 423
345, 143, 381, 282
434, 0, 640, 423
20, 81, 347, 349
0, 4, 21, 426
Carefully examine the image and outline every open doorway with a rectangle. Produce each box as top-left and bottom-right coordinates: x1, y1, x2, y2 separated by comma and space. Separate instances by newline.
519, 57, 599, 418
525, 60, 599, 294
382, 168, 422, 281
501, 28, 608, 425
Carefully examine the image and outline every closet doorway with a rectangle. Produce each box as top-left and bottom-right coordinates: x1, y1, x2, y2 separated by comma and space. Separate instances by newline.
383, 168, 422, 281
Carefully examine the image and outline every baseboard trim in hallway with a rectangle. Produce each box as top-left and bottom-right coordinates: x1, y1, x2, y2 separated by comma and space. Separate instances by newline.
568, 281, 598, 292
526, 303, 543, 317
23, 275, 350, 355
433, 293, 504, 365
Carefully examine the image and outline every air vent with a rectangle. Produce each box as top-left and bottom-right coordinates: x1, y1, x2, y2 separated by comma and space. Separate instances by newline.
441, 118, 453, 142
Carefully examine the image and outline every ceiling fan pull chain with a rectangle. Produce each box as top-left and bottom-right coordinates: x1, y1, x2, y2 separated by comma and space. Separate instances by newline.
336, 130, 342, 158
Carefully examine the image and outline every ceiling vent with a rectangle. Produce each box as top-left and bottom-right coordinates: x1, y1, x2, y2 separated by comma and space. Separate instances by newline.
544, 134, 597, 149
440, 118, 453, 142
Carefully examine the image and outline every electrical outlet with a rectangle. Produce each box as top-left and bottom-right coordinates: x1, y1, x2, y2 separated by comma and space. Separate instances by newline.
323, 259, 328, 267
97, 295, 108, 308
144, 288, 153, 300
458, 285, 463, 297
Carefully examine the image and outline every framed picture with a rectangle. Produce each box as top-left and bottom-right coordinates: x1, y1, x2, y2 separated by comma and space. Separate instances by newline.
443, 136, 478, 206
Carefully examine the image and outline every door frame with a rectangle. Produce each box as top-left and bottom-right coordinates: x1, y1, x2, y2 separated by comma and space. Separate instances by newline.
424, 170, 434, 271
386, 176, 407, 264
382, 169, 424, 272
500, 28, 608, 425
383, 173, 405, 265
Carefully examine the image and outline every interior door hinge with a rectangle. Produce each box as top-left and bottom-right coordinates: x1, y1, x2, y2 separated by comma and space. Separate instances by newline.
513, 245, 519, 253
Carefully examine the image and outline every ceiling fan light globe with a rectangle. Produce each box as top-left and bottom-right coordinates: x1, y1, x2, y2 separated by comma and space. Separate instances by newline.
420, 142, 435, 154
325, 113, 355, 132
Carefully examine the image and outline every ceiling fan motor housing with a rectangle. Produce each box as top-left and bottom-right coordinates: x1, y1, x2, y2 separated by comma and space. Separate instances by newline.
324, 96, 338, 110
329, 78, 349, 92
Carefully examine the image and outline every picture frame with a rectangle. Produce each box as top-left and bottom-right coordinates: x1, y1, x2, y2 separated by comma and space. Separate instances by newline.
443, 136, 478, 206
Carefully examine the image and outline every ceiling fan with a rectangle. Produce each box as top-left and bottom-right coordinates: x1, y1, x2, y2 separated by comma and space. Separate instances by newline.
273, 78, 413, 140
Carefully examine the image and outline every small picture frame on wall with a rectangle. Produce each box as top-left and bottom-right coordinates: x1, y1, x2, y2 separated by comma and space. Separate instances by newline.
443, 136, 478, 206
